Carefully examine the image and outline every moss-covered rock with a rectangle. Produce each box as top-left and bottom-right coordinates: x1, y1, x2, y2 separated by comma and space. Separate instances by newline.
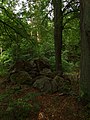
52, 75, 71, 93
33, 76, 52, 93
10, 71, 33, 85
40, 68, 52, 77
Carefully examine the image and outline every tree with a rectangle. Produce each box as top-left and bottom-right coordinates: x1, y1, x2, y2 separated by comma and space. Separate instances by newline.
0, 0, 80, 74
52, 0, 80, 74
80, 0, 90, 101
53, 0, 63, 74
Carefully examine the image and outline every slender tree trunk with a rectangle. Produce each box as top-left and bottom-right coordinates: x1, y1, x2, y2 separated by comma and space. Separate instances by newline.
53, 0, 63, 75
80, 0, 90, 101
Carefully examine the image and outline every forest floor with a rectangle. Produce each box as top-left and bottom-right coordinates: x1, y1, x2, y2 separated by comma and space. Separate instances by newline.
0, 75, 90, 120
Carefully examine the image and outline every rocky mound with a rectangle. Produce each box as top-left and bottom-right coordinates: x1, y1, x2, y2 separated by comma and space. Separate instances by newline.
8, 58, 71, 93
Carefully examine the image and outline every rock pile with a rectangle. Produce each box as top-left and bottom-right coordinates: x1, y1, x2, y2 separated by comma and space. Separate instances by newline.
9, 58, 71, 93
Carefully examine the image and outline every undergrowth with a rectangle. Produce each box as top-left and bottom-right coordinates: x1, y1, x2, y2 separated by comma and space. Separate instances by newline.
0, 87, 41, 120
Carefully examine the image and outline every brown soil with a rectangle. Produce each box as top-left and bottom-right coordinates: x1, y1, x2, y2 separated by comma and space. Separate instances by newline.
0, 77, 90, 120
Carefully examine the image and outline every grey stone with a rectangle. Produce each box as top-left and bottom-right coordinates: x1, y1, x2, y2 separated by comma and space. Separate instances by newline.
33, 76, 52, 93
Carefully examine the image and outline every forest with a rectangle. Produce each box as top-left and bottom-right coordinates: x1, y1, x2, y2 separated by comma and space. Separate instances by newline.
0, 0, 90, 120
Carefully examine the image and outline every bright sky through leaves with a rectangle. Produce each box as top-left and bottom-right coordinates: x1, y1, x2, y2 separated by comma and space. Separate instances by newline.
15, 0, 28, 13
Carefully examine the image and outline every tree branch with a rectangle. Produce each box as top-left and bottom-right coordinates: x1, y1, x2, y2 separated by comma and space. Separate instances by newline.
62, 0, 74, 13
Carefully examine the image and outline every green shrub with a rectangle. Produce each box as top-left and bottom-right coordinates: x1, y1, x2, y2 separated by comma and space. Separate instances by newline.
0, 90, 41, 120
62, 59, 74, 72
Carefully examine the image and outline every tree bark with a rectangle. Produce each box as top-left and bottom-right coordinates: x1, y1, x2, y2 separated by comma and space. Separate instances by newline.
80, 0, 90, 100
53, 0, 63, 74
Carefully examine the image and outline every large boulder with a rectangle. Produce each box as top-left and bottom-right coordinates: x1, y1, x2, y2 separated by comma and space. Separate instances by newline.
10, 71, 33, 85
33, 76, 52, 93
51, 75, 71, 93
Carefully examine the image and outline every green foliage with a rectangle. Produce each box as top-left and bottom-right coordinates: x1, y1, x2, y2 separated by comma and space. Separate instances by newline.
0, 88, 41, 120
0, 50, 13, 76
5, 100, 32, 120
48, 56, 55, 71
0, 0, 80, 74
63, 18, 80, 64
62, 59, 74, 72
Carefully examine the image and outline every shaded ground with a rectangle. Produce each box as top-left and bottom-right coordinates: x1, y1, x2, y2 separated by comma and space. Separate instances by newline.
0, 75, 90, 120
38, 94, 86, 120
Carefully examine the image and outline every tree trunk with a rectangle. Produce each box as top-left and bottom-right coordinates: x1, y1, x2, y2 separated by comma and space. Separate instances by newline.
80, 0, 90, 101
53, 0, 63, 75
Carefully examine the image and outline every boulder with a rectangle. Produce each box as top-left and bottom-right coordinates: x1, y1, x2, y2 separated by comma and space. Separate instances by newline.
9, 60, 35, 73
10, 71, 33, 85
52, 75, 71, 93
33, 76, 52, 93
24, 60, 34, 72
51, 78, 58, 93
40, 68, 52, 77
33, 58, 50, 72
9, 60, 25, 72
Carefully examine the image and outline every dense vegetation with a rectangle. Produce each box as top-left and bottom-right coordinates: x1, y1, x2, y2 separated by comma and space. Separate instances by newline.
0, 0, 80, 75
0, 0, 90, 120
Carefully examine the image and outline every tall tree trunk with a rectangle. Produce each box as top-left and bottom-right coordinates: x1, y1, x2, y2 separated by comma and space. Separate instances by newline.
53, 0, 63, 74
80, 0, 90, 101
